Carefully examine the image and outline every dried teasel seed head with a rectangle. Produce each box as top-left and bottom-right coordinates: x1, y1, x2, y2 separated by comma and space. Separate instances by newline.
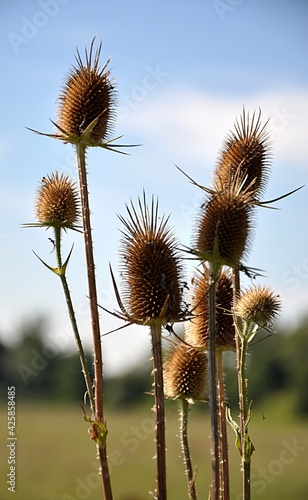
164, 343, 208, 402
35, 172, 80, 229
213, 108, 272, 199
57, 39, 116, 143
234, 285, 281, 327
186, 268, 235, 350
195, 180, 253, 266
119, 193, 185, 325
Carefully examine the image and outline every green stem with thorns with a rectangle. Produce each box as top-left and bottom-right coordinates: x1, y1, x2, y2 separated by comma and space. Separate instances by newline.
53, 225, 95, 413
179, 398, 197, 500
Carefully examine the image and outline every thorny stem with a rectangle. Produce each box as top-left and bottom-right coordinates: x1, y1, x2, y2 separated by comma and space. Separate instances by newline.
232, 269, 251, 500
208, 263, 221, 500
150, 322, 167, 500
76, 142, 112, 500
54, 225, 95, 413
216, 349, 230, 500
179, 399, 197, 500
239, 327, 252, 500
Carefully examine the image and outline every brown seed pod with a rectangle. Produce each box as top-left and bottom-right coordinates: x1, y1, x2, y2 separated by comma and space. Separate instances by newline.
164, 343, 208, 402
186, 268, 235, 350
57, 39, 116, 143
234, 285, 281, 327
195, 180, 253, 266
35, 172, 80, 229
118, 194, 185, 325
213, 108, 272, 199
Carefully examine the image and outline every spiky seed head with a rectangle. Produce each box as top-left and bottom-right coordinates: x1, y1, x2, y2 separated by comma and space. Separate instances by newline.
164, 343, 208, 402
186, 268, 235, 350
34, 172, 80, 229
195, 181, 253, 266
119, 194, 185, 325
235, 285, 281, 326
57, 39, 116, 143
214, 108, 272, 198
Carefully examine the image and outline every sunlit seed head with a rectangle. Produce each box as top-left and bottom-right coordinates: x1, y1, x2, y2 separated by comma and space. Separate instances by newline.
57, 39, 116, 142
235, 285, 281, 326
195, 181, 253, 266
119, 194, 185, 324
164, 343, 208, 402
214, 108, 272, 199
34, 172, 80, 229
186, 268, 235, 350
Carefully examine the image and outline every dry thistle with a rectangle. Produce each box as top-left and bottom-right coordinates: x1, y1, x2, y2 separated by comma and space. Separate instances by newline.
34, 171, 80, 230
186, 268, 235, 350
235, 285, 281, 327
114, 193, 187, 498
117, 193, 186, 325
213, 108, 272, 199
164, 343, 208, 402
57, 39, 116, 145
194, 179, 254, 268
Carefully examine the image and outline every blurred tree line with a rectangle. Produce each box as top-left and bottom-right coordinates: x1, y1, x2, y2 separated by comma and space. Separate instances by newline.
0, 315, 307, 416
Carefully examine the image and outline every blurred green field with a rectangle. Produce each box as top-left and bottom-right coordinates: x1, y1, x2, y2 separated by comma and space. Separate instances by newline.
0, 399, 307, 500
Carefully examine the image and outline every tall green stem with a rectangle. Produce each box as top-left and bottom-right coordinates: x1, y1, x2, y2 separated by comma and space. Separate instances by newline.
232, 269, 252, 500
239, 330, 252, 500
179, 399, 197, 500
208, 263, 221, 500
54, 225, 95, 413
76, 142, 112, 500
150, 322, 167, 500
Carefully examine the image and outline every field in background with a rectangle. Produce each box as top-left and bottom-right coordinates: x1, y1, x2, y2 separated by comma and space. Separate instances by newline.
0, 399, 307, 500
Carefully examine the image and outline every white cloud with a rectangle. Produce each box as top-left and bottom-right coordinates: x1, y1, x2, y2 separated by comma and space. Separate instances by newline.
120, 86, 308, 169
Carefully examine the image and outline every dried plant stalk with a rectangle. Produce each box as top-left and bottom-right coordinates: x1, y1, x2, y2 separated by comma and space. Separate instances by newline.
117, 193, 186, 499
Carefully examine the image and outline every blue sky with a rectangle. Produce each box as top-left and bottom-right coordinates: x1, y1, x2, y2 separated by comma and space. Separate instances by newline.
1, 0, 308, 375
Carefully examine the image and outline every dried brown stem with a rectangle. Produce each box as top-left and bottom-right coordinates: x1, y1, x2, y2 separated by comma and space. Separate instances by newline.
150, 322, 167, 500
208, 264, 220, 500
76, 142, 112, 500
216, 349, 230, 500
179, 398, 197, 500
